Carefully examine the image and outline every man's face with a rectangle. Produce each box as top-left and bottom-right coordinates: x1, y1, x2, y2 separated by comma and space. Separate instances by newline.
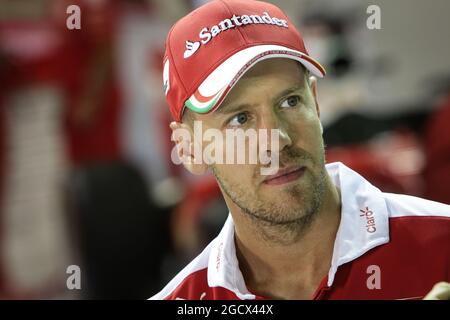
189, 58, 327, 226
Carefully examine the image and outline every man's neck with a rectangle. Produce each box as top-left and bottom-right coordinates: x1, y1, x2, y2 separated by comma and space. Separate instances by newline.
229, 176, 341, 299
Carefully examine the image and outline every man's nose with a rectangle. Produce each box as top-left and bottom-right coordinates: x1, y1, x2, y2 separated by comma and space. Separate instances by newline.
259, 109, 293, 154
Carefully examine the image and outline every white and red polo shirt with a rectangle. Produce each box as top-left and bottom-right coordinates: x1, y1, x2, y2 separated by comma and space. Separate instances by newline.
151, 162, 450, 300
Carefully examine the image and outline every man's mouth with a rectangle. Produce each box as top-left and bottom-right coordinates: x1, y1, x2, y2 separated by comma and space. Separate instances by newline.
263, 165, 306, 186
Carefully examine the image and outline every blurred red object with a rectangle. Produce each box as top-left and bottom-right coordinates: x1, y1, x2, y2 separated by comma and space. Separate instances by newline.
58, 0, 123, 165
423, 93, 450, 204
171, 176, 222, 255
326, 129, 425, 196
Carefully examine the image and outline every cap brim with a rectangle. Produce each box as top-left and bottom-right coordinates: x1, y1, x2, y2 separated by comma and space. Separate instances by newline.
184, 44, 325, 115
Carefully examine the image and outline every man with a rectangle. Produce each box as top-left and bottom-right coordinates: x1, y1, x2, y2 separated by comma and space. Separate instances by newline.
151, 0, 450, 300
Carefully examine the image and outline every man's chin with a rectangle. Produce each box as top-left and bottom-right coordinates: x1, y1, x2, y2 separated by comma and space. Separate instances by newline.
246, 210, 315, 228
249, 202, 312, 222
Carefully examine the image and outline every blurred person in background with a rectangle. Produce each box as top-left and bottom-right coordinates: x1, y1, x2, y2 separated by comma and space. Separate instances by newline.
0, 0, 182, 299
0, 0, 74, 298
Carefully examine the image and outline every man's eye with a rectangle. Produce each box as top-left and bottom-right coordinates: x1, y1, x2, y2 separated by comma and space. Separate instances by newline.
228, 112, 248, 126
280, 95, 301, 108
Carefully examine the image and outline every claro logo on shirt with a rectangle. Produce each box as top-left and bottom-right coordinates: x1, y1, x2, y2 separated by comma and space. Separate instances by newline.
360, 207, 376, 233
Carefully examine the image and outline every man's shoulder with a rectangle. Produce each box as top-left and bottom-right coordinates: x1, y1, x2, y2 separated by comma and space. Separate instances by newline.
333, 192, 450, 298
383, 192, 450, 219
149, 237, 241, 300
149, 242, 213, 300
382, 192, 450, 248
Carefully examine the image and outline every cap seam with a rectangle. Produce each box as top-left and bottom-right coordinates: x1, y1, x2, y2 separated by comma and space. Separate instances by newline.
218, 0, 249, 44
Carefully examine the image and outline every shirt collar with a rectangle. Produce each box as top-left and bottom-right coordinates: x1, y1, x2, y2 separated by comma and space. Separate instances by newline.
326, 162, 389, 286
207, 162, 390, 298
207, 215, 256, 299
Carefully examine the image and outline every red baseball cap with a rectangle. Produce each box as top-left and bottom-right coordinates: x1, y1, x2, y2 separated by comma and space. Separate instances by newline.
163, 0, 326, 122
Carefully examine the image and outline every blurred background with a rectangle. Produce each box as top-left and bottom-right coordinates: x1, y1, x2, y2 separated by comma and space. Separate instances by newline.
0, 0, 449, 299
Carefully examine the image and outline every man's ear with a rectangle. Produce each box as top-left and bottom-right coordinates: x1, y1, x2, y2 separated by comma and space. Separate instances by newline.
308, 76, 320, 118
170, 121, 208, 175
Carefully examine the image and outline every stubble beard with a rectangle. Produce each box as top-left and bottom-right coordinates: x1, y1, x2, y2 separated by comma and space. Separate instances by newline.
213, 148, 328, 246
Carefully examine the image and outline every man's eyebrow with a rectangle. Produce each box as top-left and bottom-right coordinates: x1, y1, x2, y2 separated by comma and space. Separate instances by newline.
272, 85, 305, 103
215, 102, 252, 116
216, 85, 305, 116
